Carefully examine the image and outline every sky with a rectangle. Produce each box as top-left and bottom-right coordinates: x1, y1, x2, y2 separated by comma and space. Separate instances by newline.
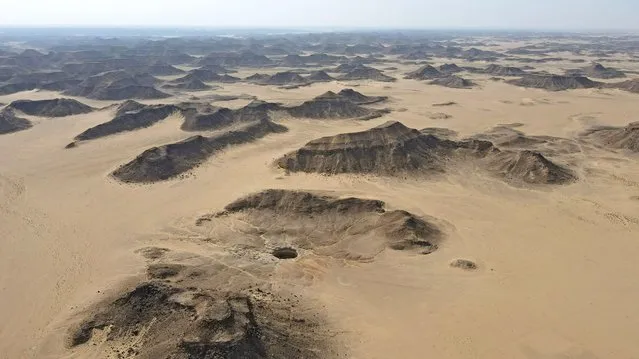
1, 0, 639, 31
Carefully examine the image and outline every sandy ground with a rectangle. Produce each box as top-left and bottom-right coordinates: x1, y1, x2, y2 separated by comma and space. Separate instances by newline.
1, 57, 639, 359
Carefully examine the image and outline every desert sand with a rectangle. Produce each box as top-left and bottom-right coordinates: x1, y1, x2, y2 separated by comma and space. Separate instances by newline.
1, 32, 639, 359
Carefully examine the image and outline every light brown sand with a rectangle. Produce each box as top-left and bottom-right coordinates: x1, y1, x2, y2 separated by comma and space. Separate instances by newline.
1, 57, 639, 359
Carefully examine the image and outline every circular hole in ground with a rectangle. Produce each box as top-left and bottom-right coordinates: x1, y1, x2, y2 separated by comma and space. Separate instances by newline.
272, 247, 298, 259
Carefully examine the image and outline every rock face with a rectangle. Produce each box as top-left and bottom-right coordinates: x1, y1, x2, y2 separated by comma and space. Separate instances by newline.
277, 121, 576, 185
220, 189, 443, 255
65, 70, 170, 100
338, 65, 396, 82
286, 93, 387, 120
9, 98, 93, 117
404, 65, 443, 80
113, 119, 288, 182
580, 121, 639, 152
429, 75, 474, 88
74, 103, 180, 141
181, 100, 281, 131
0, 108, 32, 134
507, 75, 601, 91
566, 63, 626, 79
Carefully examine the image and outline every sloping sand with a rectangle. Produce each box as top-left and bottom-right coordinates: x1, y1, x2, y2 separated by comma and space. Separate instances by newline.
2, 56, 639, 359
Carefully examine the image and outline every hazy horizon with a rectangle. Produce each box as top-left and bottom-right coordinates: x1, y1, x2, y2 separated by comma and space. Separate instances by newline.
1, 0, 639, 31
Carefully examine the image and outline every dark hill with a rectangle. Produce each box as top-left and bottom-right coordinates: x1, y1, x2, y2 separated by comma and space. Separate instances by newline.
439, 63, 463, 73
580, 121, 639, 152
181, 100, 282, 131
286, 94, 388, 120
9, 98, 93, 117
404, 65, 443, 80
307, 70, 335, 82
429, 75, 474, 88
338, 66, 396, 82
113, 119, 288, 183
163, 78, 212, 91
316, 88, 387, 105
483, 64, 526, 76
65, 70, 169, 100
507, 75, 601, 91
73, 104, 180, 142
0, 109, 32, 135
277, 121, 576, 185
566, 63, 625, 79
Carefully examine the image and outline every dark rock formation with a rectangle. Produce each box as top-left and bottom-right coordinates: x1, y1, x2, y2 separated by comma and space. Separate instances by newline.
0, 108, 32, 135
9, 98, 93, 117
507, 75, 601, 91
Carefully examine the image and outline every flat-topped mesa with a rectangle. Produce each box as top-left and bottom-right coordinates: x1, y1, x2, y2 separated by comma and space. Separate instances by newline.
113, 119, 288, 183
276, 121, 490, 175
507, 74, 601, 91
0, 108, 32, 135
220, 189, 443, 254
286, 93, 388, 120
74, 103, 180, 142
580, 121, 639, 152
277, 121, 576, 185
8, 98, 94, 117
181, 100, 282, 131
404, 65, 443, 80
429, 75, 475, 88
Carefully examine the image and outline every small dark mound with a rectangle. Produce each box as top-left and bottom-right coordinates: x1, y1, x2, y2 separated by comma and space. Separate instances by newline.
580, 121, 639, 152
432, 101, 457, 107
9, 98, 93, 117
307, 70, 335, 82
507, 75, 601, 91
0, 108, 32, 135
113, 119, 288, 183
335, 88, 387, 104
439, 63, 464, 74
429, 75, 474, 88
404, 65, 443, 80
64, 141, 77, 149
450, 259, 478, 270
338, 65, 396, 82
272, 247, 298, 259
486, 150, 577, 184
147, 264, 185, 279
